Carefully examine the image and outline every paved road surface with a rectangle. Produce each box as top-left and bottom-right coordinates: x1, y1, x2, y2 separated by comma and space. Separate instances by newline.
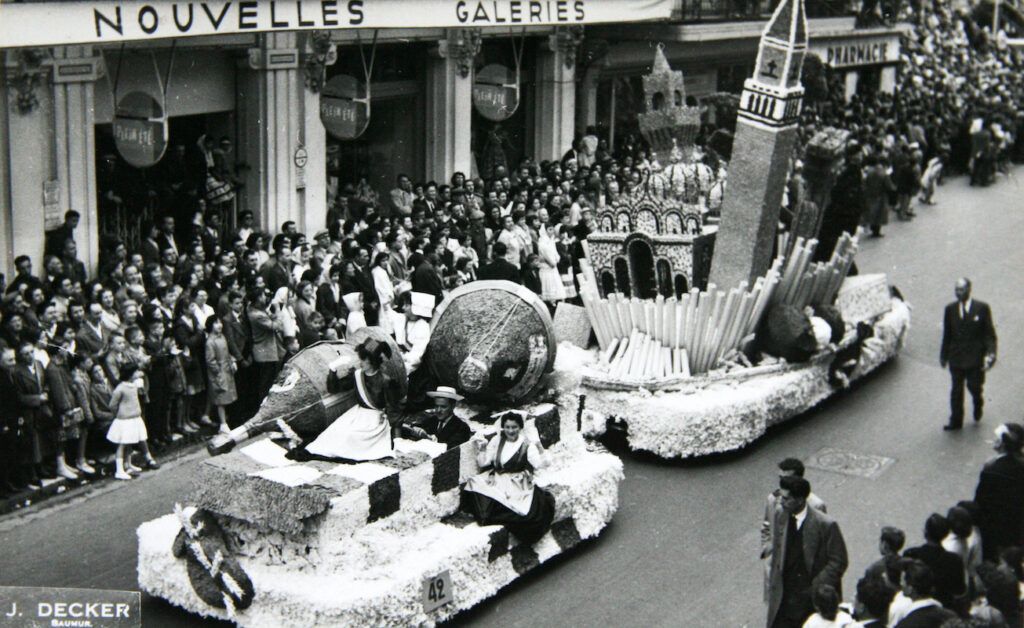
1, 170, 1022, 627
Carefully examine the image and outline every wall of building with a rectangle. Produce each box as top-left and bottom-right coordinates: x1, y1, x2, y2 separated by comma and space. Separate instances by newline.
94, 49, 237, 123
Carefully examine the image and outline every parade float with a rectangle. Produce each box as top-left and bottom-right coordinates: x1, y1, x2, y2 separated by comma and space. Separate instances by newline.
568, 0, 910, 458
137, 287, 623, 627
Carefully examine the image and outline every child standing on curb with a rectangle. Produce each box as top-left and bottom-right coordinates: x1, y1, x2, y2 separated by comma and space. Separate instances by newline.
107, 363, 160, 480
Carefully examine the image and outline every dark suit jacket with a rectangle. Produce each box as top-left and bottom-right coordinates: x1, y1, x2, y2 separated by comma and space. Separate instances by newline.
974, 453, 1024, 560
141, 238, 161, 267
405, 411, 472, 450
411, 262, 445, 301
478, 259, 520, 283
156, 233, 178, 256
766, 506, 849, 627
893, 603, 956, 628
940, 300, 996, 369
11, 361, 50, 429
522, 268, 542, 296
76, 322, 108, 359
429, 415, 471, 450
259, 258, 292, 295
316, 282, 345, 328
351, 265, 382, 325
903, 543, 965, 608
223, 311, 250, 365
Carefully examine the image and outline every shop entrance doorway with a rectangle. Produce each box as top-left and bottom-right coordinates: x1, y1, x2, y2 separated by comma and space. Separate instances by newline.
95, 112, 234, 253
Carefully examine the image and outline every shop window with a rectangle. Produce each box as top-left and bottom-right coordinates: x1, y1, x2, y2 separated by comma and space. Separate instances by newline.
326, 43, 426, 199
95, 112, 233, 252
472, 39, 535, 179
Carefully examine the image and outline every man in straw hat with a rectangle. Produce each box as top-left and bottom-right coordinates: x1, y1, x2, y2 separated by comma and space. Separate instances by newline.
401, 385, 471, 450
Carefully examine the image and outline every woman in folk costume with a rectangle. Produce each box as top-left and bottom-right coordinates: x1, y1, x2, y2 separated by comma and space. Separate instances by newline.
371, 252, 395, 335
342, 292, 367, 338
390, 289, 435, 411
304, 338, 404, 461
398, 291, 433, 375
462, 411, 556, 544
270, 286, 299, 356
537, 223, 566, 306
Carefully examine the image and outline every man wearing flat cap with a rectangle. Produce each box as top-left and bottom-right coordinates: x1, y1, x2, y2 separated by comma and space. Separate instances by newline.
401, 385, 471, 449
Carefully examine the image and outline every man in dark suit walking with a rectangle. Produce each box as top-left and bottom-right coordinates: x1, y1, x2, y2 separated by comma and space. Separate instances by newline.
940, 277, 996, 431
765, 476, 848, 628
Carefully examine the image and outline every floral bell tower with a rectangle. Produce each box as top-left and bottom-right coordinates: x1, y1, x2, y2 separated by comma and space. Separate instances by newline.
709, 0, 809, 291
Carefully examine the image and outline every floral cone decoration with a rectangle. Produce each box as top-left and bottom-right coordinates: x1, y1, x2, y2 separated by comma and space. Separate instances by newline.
171, 504, 255, 616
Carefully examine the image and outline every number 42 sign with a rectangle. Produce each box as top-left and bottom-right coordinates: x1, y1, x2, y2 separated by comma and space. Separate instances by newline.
421, 570, 454, 612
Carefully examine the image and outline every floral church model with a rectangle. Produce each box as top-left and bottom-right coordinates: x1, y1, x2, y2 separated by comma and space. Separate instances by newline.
137, 285, 624, 626
575, 0, 910, 458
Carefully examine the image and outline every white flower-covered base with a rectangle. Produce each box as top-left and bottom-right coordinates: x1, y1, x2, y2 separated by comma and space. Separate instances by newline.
138, 448, 623, 627
581, 299, 911, 458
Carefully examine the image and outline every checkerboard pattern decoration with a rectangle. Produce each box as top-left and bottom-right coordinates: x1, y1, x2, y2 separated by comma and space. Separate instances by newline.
190, 405, 563, 537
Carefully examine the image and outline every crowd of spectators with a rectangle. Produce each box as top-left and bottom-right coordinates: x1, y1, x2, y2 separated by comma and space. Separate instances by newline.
764, 422, 1024, 627
0, 0, 1020, 497
798, 0, 1024, 246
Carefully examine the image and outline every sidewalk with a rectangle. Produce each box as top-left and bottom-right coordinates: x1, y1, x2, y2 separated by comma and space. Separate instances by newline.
0, 429, 214, 517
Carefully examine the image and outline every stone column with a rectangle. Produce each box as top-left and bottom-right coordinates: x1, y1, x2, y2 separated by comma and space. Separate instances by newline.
576, 64, 601, 136
0, 68, 12, 273
879, 66, 896, 94
533, 33, 577, 163
240, 33, 312, 235
1, 47, 100, 275
301, 47, 329, 234
844, 71, 859, 102
52, 46, 100, 273
426, 33, 475, 184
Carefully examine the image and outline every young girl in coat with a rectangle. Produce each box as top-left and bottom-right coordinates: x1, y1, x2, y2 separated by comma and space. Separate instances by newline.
107, 363, 159, 480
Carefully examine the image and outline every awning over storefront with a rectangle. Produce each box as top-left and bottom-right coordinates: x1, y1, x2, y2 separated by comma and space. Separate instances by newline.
0, 0, 673, 48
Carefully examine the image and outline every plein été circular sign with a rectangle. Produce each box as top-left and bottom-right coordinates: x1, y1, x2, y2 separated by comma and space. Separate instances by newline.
112, 91, 168, 168
473, 64, 519, 122
320, 74, 370, 140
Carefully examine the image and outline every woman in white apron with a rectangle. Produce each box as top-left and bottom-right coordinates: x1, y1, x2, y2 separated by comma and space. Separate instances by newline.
304, 339, 403, 461
462, 411, 556, 544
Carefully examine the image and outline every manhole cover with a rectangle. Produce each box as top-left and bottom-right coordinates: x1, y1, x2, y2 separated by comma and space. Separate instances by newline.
806, 447, 895, 480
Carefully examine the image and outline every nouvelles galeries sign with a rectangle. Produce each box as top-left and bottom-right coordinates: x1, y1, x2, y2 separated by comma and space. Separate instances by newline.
0, 0, 672, 48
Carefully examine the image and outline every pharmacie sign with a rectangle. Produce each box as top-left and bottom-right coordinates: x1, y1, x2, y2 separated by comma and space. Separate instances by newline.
812, 34, 900, 69
0, 0, 673, 48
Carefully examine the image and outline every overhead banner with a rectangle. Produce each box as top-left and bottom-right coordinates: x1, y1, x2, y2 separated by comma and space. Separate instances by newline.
0, 0, 673, 48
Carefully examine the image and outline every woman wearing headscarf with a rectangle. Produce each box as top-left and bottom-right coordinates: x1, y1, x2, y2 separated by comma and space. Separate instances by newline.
270, 286, 299, 359
462, 411, 556, 544
537, 223, 565, 309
